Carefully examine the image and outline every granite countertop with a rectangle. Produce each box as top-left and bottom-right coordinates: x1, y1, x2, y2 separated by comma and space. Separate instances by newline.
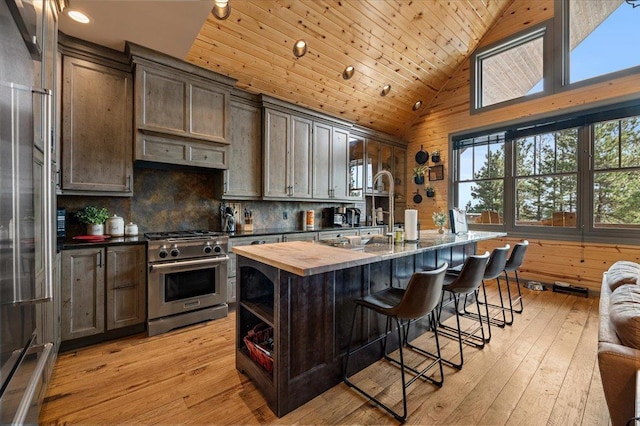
58, 235, 146, 250
232, 231, 507, 276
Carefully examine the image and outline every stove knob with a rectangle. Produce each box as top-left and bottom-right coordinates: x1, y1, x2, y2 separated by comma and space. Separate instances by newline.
214, 245, 222, 253
203, 243, 213, 254
158, 246, 168, 259
170, 245, 180, 257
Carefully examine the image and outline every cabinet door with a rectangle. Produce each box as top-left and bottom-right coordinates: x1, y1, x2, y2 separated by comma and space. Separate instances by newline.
190, 82, 228, 142
349, 137, 365, 198
312, 122, 331, 199
137, 65, 186, 134
264, 109, 290, 198
224, 101, 261, 198
61, 56, 132, 194
331, 127, 350, 200
365, 140, 380, 194
106, 245, 146, 330
61, 248, 105, 340
291, 115, 313, 199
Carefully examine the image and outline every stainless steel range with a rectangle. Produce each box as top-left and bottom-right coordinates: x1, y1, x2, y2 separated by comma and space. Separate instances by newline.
145, 230, 229, 336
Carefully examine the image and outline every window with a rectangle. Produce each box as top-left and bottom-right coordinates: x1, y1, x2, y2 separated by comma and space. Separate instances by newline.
566, 0, 640, 85
471, 24, 550, 111
452, 103, 640, 242
592, 116, 640, 228
513, 128, 578, 227
453, 133, 505, 225
471, 1, 640, 111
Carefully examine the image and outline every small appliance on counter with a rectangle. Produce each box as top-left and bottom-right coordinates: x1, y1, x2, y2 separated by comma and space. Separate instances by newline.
57, 208, 66, 238
324, 207, 347, 227
345, 207, 361, 227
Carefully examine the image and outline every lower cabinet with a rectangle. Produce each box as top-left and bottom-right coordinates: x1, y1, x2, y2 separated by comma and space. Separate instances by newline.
61, 244, 146, 342
227, 235, 281, 304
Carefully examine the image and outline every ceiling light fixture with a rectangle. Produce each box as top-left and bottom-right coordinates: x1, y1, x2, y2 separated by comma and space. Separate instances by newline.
342, 65, 355, 80
412, 100, 423, 111
212, 0, 231, 20
293, 39, 307, 58
67, 10, 91, 24
380, 84, 391, 96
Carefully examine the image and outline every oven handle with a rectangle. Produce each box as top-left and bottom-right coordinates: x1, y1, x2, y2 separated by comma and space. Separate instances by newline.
149, 256, 229, 272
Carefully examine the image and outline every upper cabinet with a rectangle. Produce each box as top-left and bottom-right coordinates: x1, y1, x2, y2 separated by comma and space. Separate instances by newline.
222, 92, 262, 199
312, 122, 350, 200
59, 36, 133, 196
263, 107, 313, 200
127, 42, 236, 169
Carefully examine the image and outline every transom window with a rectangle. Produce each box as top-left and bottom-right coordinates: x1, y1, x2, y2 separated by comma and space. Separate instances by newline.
471, 0, 640, 112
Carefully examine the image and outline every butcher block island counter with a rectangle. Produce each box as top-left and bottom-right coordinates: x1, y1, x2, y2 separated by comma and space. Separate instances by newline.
233, 231, 506, 417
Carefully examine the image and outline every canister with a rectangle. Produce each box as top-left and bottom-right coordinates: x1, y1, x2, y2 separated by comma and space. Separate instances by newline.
305, 210, 315, 230
125, 222, 139, 236
106, 214, 124, 236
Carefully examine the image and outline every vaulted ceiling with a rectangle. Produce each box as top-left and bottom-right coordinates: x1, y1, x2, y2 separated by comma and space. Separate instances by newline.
60, 0, 516, 138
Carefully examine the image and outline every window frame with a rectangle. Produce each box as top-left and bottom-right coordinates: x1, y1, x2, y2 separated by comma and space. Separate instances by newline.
470, 20, 554, 114
451, 101, 640, 244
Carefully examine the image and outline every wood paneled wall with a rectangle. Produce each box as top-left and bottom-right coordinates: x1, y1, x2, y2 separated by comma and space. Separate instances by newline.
405, 0, 640, 291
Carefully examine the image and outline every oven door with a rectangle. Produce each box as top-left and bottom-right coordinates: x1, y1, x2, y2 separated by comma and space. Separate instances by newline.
148, 257, 228, 320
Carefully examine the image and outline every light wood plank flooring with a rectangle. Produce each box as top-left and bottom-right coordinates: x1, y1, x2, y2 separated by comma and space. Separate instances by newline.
40, 283, 609, 425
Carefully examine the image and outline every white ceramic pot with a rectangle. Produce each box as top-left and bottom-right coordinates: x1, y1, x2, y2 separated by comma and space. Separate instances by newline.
106, 214, 124, 236
87, 223, 104, 236
125, 222, 138, 236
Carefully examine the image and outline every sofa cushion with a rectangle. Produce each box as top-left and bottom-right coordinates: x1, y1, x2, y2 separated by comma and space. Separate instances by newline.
609, 284, 640, 349
606, 261, 640, 291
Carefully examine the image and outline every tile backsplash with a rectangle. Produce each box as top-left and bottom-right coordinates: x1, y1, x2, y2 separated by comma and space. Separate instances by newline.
58, 166, 355, 236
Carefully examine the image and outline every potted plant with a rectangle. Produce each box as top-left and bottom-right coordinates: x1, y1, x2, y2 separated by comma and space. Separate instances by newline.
425, 186, 435, 197
432, 210, 448, 234
75, 206, 110, 236
431, 150, 441, 163
413, 165, 429, 184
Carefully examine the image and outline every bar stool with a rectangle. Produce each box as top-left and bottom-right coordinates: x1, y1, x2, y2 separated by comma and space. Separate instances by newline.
343, 263, 449, 422
437, 252, 490, 369
503, 240, 529, 316
469, 244, 511, 328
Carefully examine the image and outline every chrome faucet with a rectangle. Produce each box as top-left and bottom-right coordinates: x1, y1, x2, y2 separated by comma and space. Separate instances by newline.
371, 170, 394, 236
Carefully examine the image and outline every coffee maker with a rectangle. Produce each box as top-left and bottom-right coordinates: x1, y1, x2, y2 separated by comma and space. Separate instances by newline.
325, 207, 347, 227
345, 207, 361, 227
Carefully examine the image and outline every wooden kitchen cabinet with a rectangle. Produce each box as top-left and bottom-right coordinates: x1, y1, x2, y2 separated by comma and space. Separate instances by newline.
61, 244, 146, 343
61, 247, 105, 340
106, 245, 146, 330
312, 122, 350, 201
263, 108, 313, 200
60, 46, 133, 195
222, 94, 262, 199
128, 42, 236, 169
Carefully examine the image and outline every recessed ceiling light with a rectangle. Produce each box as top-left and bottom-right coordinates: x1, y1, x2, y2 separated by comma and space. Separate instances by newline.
293, 39, 307, 58
212, 0, 231, 20
412, 100, 423, 111
380, 84, 391, 96
67, 10, 91, 24
342, 65, 355, 80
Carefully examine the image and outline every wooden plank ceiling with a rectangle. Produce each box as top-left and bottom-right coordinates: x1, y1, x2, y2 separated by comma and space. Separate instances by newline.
186, 0, 513, 138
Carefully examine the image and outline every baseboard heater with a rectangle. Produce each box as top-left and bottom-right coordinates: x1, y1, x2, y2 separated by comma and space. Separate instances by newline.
552, 282, 589, 298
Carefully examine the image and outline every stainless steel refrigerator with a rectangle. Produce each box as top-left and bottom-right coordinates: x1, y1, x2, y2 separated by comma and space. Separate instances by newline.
0, 80, 56, 424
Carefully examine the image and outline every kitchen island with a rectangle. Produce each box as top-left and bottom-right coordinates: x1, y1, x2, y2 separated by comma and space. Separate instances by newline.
233, 231, 506, 417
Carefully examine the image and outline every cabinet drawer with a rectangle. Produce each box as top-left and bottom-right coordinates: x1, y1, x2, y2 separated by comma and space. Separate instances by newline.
359, 228, 385, 236
189, 144, 228, 169
318, 230, 358, 240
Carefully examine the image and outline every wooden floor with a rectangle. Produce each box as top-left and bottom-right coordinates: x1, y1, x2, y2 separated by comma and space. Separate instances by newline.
40, 283, 609, 425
